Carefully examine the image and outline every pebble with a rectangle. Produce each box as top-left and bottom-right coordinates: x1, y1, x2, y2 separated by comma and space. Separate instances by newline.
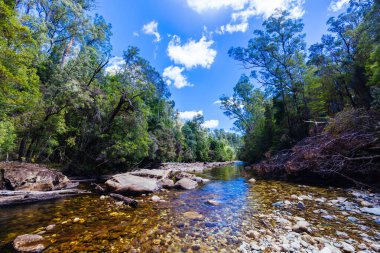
341, 242, 355, 252
347, 216, 358, 222
336, 231, 349, 239
297, 202, 305, 209
151, 195, 161, 202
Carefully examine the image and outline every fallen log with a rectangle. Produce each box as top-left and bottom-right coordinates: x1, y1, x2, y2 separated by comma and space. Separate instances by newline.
0, 189, 89, 206
109, 193, 138, 208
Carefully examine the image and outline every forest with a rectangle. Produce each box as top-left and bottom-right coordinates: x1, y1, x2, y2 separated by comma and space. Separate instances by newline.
0, 0, 379, 179
0, 0, 240, 175
220, 0, 379, 166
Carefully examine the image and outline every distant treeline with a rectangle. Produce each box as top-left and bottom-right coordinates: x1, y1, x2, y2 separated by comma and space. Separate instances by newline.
0, 0, 241, 174
220, 0, 379, 163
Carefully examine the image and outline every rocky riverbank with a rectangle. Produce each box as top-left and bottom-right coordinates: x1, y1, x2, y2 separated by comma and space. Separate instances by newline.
0, 161, 233, 206
0, 162, 86, 206
239, 187, 380, 253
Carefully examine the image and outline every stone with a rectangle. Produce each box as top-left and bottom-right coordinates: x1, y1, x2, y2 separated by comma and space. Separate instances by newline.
175, 178, 198, 190
341, 242, 355, 252
347, 216, 358, 222
360, 200, 373, 207
336, 231, 349, 239
45, 224, 55, 231
323, 244, 343, 253
183, 211, 203, 220
297, 201, 305, 209
361, 207, 380, 216
206, 200, 221, 206
246, 230, 260, 240
292, 220, 310, 233
322, 215, 335, 220
175, 172, 196, 180
0, 163, 70, 191
320, 247, 332, 253
151, 195, 160, 202
192, 177, 209, 183
248, 178, 256, 184
13, 234, 46, 252
272, 201, 285, 208
105, 174, 160, 194
370, 244, 380, 252
191, 245, 201, 251
158, 178, 175, 189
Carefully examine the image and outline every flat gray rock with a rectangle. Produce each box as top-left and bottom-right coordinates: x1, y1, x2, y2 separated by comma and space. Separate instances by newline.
175, 178, 198, 190
105, 174, 160, 194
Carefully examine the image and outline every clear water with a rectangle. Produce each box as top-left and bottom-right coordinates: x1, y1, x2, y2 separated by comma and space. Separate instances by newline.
0, 164, 379, 252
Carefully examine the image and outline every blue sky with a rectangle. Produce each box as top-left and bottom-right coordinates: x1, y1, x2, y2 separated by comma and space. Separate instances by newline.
95, 0, 350, 131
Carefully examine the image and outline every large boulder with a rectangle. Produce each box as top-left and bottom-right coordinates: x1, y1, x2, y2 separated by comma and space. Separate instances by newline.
175, 178, 198, 190
13, 234, 46, 252
0, 162, 70, 191
105, 174, 160, 194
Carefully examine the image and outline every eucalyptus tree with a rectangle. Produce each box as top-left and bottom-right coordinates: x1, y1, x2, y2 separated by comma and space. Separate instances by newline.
228, 11, 309, 138
309, 0, 376, 109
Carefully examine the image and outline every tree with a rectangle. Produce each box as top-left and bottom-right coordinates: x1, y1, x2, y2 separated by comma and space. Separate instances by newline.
228, 10, 309, 139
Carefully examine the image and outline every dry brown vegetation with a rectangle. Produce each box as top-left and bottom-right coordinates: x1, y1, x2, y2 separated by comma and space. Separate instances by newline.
252, 109, 380, 189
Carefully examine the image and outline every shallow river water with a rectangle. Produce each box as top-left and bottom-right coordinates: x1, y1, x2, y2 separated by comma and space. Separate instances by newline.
0, 164, 379, 252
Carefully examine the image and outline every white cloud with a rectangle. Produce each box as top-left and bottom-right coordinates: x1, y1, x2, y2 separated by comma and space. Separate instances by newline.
163, 66, 193, 89
133, 32, 139, 37
105, 56, 125, 74
142, 20, 161, 42
214, 100, 222, 105
202, 120, 219, 128
329, 0, 350, 12
219, 22, 249, 34
192, 0, 306, 34
167, 35, 217, 69
187, 0, 248, 13
178, 110, 203, 120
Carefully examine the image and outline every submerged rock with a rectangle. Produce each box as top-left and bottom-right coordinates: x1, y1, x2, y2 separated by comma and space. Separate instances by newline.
105, 174, 160, 194
175, 178, 198, 190
183, 211, 203, 220
13, 234, 46, 252
206, 200, 221, 206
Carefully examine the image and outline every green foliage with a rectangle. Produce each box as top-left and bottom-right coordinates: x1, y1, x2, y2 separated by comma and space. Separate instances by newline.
224, 1, 379, 163
0, 0, 240, 174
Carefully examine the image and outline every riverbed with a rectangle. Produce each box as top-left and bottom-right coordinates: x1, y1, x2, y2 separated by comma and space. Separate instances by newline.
1, 164, 379, 252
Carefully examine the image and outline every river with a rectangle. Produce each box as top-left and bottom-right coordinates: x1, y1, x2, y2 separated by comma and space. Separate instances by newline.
1, 164, 379, 252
